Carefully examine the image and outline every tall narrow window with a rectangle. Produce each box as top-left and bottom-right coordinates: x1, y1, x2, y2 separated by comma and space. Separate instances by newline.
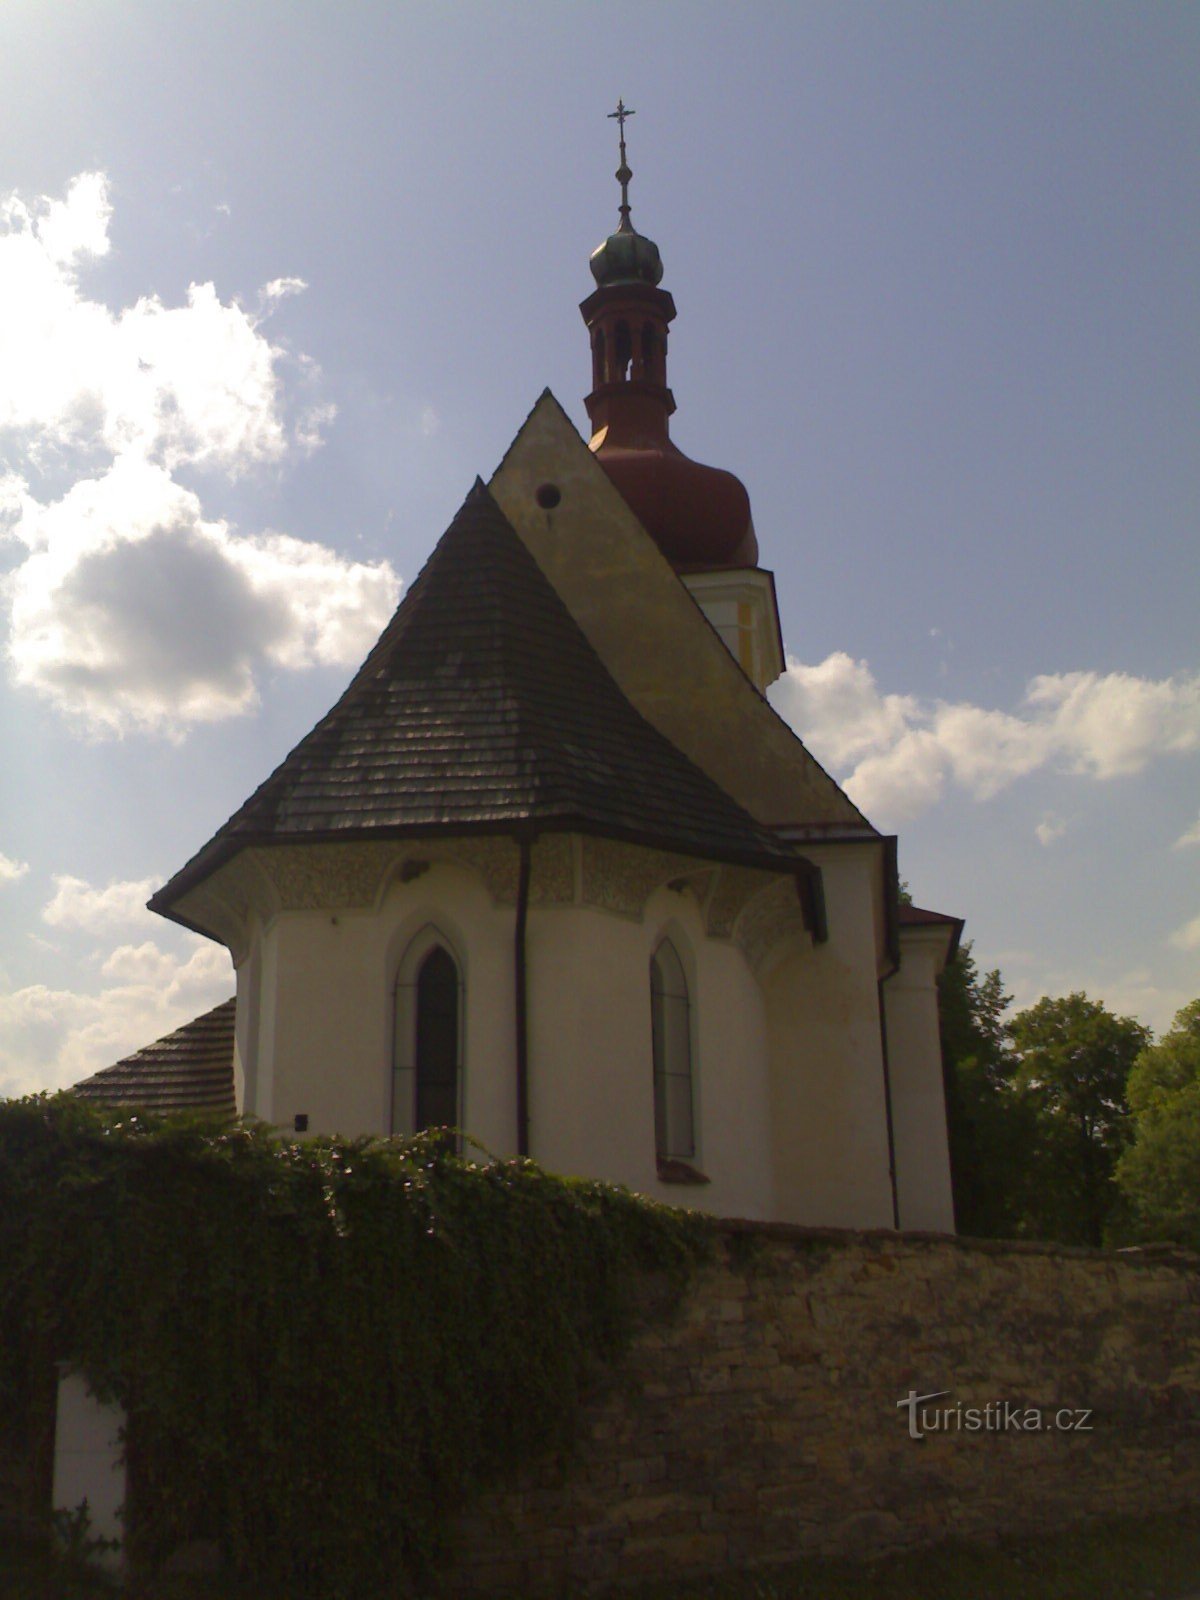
592, 328, 606, 388
614, 320, 632, 381
650, 940, 694, 1161
415, 946, 459, 1134
392, 933, 462, 1142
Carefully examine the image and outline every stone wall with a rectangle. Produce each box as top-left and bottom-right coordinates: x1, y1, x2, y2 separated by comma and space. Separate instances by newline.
446, 1223, 1200, 1594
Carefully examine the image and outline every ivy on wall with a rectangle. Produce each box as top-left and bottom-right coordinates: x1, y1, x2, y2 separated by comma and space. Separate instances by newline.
0, 1097, 709, 1594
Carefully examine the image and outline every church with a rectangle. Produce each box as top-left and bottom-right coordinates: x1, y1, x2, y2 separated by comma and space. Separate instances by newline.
77, 112, 961, 1234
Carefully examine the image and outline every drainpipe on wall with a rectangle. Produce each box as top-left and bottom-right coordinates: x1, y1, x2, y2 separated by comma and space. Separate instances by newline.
877, 978, 901, 1230
878, 835, 901, 1229
514, 833, 533, 1157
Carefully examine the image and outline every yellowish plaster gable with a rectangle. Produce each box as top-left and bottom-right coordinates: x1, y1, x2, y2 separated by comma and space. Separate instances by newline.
490, 391, 869, 831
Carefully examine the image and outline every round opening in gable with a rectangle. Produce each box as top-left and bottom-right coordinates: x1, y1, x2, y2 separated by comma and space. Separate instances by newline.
535, 483, 562, 510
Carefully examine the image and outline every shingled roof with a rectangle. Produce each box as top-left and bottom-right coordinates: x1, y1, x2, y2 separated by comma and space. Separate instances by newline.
153, 481, 802, 914
74, 998, 236, 1116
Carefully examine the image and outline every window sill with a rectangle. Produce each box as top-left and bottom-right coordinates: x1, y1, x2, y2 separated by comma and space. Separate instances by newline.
656, 1158, 711, 1186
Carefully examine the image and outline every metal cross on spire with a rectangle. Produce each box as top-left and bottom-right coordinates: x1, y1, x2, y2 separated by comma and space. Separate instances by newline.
608, 98, 636, 231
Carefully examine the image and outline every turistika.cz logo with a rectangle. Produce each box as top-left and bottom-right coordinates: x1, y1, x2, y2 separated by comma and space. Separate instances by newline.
896, 1389, 1094, 1441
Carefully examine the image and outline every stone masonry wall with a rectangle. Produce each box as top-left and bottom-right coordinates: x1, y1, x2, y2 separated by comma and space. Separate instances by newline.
446, 1223, 1200, 1594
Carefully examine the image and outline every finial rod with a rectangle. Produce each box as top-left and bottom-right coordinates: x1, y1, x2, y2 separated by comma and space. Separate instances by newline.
607, 98, 636, 232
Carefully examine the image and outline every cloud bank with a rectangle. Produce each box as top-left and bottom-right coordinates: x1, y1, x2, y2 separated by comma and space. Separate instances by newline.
0, 941, 232, 1098
771, 651, 1200, 825
0, 173, 400, 736
0, 873, 234, 1098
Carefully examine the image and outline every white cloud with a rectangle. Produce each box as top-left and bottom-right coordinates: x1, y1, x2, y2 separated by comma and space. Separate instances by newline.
42, 874, 157, 932
1035, 814, 1067, 847
260, 276, 307, 315
771, 652, 918, 772
0, 939, 232, 1098
0, 173, 301, 471
99, 941, 182, 984
771, 653, 1200, 826
1026, 670, 1200, 779
0, 173, 399, 736
0, 851, 29, 886
1168, 914, 1200, 954
1174, 813, 1200, 850
5, 455, 400, 734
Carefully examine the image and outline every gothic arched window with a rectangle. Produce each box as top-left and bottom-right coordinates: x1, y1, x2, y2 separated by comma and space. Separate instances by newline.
650, 939, 694, 1161
392, 931, 463, 1144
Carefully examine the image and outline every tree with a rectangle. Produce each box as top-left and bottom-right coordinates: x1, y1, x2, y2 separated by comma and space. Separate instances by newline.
1007, 993, 1149, 1246
938, 943, 1031, 1238
1116, 1000, 1200, 1249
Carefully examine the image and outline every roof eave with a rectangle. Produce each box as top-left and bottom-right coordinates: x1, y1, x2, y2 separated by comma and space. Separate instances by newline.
150, 814, 807, 925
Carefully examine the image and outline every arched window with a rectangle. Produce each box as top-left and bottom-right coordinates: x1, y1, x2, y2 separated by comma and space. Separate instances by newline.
392, 933, 463, 1143
650, 939, 694, 1161
641, 323, 659, 382
592, 328, 606, 389
614, 320, 633, 382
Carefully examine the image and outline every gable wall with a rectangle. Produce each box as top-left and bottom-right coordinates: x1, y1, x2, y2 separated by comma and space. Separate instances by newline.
490, 396, 865, 831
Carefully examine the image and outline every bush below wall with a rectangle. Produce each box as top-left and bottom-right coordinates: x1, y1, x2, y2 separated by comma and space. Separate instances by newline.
0, 1097, 708, 1594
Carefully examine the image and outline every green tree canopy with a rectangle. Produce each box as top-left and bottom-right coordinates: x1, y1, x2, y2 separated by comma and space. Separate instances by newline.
938, 942, 1030, 1238
1008, 992, 1149, 1246
1116, 999, 1200, 1249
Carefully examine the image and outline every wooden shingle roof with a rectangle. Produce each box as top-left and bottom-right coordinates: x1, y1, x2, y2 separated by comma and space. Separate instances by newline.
74, 998, 236, 1116
153, 481, 802, 913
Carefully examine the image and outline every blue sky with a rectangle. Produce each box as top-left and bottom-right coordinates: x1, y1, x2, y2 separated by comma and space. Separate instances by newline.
1, 2, 1196, 1094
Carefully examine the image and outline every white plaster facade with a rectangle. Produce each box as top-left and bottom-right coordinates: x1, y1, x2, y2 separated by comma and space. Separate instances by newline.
206, 826, 952, 1230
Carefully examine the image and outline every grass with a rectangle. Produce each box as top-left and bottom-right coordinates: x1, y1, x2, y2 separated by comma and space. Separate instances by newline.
1, 1508, 1198, 1599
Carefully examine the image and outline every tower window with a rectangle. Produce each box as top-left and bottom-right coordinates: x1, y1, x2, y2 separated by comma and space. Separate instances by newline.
641, 324, 659, 382
614, 320, 632, 382
650, 939, 694, 1161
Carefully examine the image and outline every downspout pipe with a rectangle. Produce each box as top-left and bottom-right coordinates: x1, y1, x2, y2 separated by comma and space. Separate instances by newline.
878, 835, 901, 1229
877, 977, 901, 1231
515, 833, 533, 1157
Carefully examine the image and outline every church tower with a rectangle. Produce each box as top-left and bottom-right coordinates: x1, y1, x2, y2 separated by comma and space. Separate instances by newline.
580, 101, 784, 693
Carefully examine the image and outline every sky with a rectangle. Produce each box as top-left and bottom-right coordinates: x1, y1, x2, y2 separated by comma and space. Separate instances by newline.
0, 1, 1196, 1096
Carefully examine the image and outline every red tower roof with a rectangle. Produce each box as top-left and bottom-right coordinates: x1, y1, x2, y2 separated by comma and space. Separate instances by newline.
580, 114, 758, 572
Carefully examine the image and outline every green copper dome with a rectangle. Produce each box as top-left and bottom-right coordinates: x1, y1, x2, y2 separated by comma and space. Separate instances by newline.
589, 223, 664, 288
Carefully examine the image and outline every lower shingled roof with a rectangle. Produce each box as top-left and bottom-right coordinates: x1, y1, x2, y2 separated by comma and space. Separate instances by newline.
152, 481, 802, 918
73, 998, 236, 1116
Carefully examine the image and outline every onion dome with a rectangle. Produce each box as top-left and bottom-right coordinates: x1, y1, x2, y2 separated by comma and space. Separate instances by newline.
579, 102, 759, 571
590, 441, 757, 569
589, 223, 664, 289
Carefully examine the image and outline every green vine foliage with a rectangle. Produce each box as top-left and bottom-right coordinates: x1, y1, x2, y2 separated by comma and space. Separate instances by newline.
0, 1096, 710, 1595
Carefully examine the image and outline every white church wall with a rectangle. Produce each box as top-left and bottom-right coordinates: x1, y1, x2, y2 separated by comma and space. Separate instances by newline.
248, 863, 516, 1144
231, 840, 899, 1230
231, 933, 259, 1116
525, 885, 776, 1221
52, 1368, 126, 1570
644, 888, 775, 1220
764, 845, 896, 1229
884, 926, 957, 1233
526, 902, 660, 1187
